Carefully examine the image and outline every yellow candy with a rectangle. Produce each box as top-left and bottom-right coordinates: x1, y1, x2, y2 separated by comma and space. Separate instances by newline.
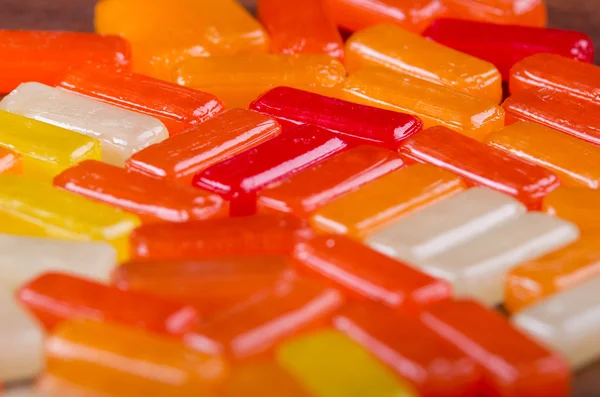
277, 330, 417, 397
0, 110, 101, 180
0, 175, 140, 261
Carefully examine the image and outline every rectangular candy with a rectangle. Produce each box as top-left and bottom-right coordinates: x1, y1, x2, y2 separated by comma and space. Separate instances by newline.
276, 330, 418, 397
0, 285, 43, 382
366, 188, 526, 263
0, 30, 130, 93
345, 24, 502, 102
505, 234, 600, 313
420, 212, 579, 305
18, 273, 199, 335
126, 109, 281, 184
129, 214, 311, 262
0, 110, 101, 181
184, 279, 343, 360
0, 82, 168, 166
399, 126, 560, 208
293, 235, 451, 313
258, 146, 405, 216
513, 275, 600, 369
58, 68, 225, 135
0, 175, 140, 262
503, 88, 600, 146
193, 125, 348, 215
46, 320, 227, 396
443, 0, 546, 26
226, 361, 309, 397
341, 67, 505, 140
95, 0, 269, 80
486, 122, 600, 188
423, 19, 593, 80
257, 0, 343, 59
334, 302, 483, 397
543, 187, 600, 232
421, 299, 569, 397
311, 164, 466, 238
0, 235, 116, 291
0, 146, 21, 175
54, 160, 226, 223
112, 256, 292, 316
510, 54, 600, 103
324, 0, 447, 33
249, 87, 423, 148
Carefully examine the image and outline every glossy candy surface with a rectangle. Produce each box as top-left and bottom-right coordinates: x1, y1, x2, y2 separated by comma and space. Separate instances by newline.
193, 125, 348, 215
443, 0, 547, 26
506, 234, 600, 313
18, 272, 199, 335
334, 303, 483, 397
293, 235, 451, 312
510, 54, 600, 102
184, 279, 344, 360
95, 0, 269, 80
58, 68, 225, 135
341, 67, 505, 139
54, 160, 226, 223
277, 330, 418, 397
0, 110, 101, 181
400, 126, 561, 208
422, 299, 570, 397
129, 214, 311, 262
250, 87, 423, 148
126, 109, 281, 184
503, 88, 600, 146
366, 188, 526, 263
259, 146, 405, 216
514, 275, 600, 369
113, 256, 292, 315
0, 175, 140, 262
0, 30, 130, 93
311, 164, 466, 238
225, 360, 310, 397
345, 24, 502, 102
257, 0, 343, 59
543, 187, 600, 232
0, 285, 43, 382
486, 122, 600, 188
46, 320, 227, 396
0, 235, 116, 290
0, 82, 168, 166
0, 147, 21, 175
421, 212, 579, 305
423, 19, 594, 80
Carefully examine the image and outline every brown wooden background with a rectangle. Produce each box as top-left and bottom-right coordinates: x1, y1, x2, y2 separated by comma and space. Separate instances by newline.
1, 0, 599, 395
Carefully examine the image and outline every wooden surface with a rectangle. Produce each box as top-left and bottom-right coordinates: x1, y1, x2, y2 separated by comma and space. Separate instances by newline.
1, 0, 599, 395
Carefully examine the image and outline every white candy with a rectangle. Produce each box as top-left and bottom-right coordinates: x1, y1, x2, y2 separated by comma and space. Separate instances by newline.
366, 188, 526, 263
0, 82, 168, 166
0, 235, 117, 290
0, 286, 43, 382
513, 275, 600, 369
421, 212, 579, 305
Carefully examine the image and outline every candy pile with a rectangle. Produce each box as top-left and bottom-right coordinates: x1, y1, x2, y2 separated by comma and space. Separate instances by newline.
0, 0, 599, 396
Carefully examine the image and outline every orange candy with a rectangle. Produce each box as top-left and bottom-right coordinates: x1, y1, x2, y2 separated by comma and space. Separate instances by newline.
46, 320, 227, 396
257, 0, 343, 59
225, 361, 310, 397
0, 147, 22, 175
505, 234, 600, 313
543, 187, 600, 233
126, 109, 281, 184
54, 160, 227, 224
444, 0, 547, 26
311, 164, 466, 238
129, 214, 312, 262
0, 30, 130, 93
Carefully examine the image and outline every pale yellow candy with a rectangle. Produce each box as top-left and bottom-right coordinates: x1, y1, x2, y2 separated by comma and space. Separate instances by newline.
276, 330, 417, 397
0, 175, 140, 261
0, 110, 101, 180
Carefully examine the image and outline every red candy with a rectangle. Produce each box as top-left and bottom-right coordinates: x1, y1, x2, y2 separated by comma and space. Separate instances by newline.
399, 126, 560, 208
250, 87, 423, 149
